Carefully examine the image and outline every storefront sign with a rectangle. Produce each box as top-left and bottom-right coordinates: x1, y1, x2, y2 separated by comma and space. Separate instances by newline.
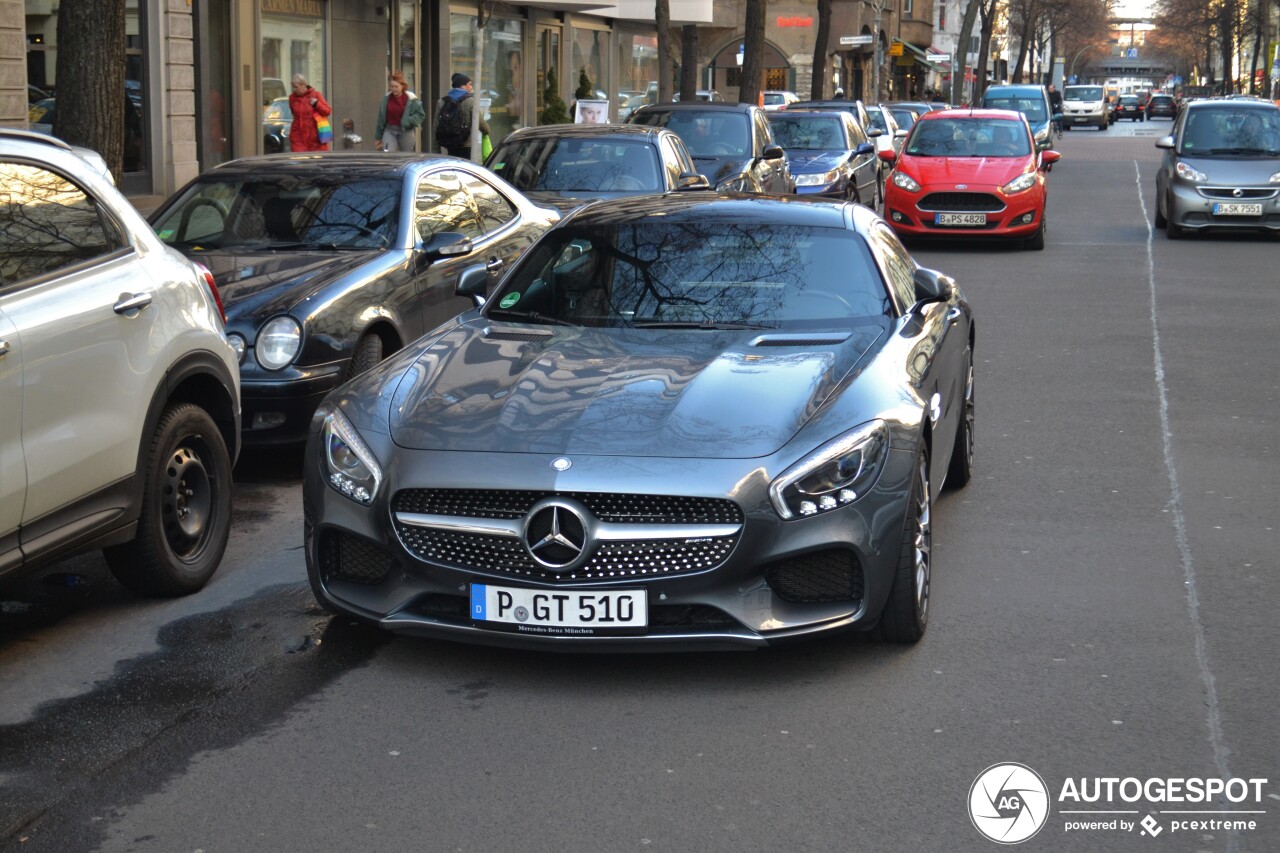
888, 41, 904, 57
776, 16, 812, 27
840, 35, 874, 46
261, 0, 323, 18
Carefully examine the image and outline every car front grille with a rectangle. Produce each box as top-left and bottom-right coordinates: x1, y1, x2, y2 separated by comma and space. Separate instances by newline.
765, 549, 864, 603
319, 530, 394, 585
918, 192, 1006, 212
392, 489, 743, 584
1197, 187, 1278, 200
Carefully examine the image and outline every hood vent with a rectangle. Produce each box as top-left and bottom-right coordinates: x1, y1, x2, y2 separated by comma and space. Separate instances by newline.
483, 325, 554, 342
750, 332, 852, 348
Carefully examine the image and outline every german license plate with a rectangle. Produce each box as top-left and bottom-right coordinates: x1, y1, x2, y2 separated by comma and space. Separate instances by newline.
470, 584, 647, 635
936, 212, 986, 226
1212, 203, 1262, 216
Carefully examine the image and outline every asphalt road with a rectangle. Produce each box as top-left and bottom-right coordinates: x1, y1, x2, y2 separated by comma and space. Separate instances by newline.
2, 118, 1277, 853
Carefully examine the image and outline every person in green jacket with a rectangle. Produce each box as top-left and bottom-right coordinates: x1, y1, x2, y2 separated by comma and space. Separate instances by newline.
374, 71, 426, 152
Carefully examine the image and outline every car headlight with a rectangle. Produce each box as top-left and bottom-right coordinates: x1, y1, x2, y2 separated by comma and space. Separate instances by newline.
255, 316, 302, 370
1001, 172, 1037, 194
1034, 127, 1049, 144
320, 406, 383, 505
717, 175, 751, 192
769, 420, 890, 520
1270, 171, 1280, 184
892, 171, 920, 192
226, 332, 247, 364
795, 169, 841, 187
1175, 161, 1207, 183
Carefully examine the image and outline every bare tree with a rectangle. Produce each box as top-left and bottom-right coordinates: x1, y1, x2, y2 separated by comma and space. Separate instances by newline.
811, 0, 833, 99
681, 25, 699, 101
739, 0, 767, 104
952, 0, 982, 105
53, 0, 125, 182
656, 0, 675, 103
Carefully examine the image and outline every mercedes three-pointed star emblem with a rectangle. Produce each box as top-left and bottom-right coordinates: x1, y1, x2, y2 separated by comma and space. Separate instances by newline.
523, 501, 589, 571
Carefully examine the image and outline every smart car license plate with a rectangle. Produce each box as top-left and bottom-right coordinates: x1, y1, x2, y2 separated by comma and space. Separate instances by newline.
470, 584, 647, 634
1212, 203, 1262, 216
936, 213, 987, 226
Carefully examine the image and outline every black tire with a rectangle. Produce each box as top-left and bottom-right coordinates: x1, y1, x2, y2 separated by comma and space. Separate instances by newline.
877, 450, 931, 643
1154, 196, 1167, 228
105, 404, 232, 596
946, 347, 974, 489
345, 333, 384, 381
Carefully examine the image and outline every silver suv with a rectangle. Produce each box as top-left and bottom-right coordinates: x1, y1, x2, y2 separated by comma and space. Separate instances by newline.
1, 130, 241, 596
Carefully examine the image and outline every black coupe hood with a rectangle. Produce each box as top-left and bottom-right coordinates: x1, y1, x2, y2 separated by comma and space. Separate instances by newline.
388, 321, 886, 458
194, 249, 379, 313
691, 155, 753, 187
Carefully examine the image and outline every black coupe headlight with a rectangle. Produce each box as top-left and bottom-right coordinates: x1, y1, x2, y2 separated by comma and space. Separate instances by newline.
319, 405, 383, 505
769, 420, 889, 520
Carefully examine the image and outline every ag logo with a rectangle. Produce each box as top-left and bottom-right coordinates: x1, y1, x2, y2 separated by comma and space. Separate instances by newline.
968, 763, 1050, 844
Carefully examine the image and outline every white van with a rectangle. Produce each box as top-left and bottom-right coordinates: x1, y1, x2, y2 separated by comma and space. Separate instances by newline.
1062, 84, 1108, 131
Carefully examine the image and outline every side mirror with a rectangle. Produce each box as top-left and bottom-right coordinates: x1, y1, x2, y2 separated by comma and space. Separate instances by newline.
894, 128, 909, 139
1040, 150, 1062, 169
454, 263, 490, 307
762, 144, 786, 161
866, 127, 883, 138
877, 148, 897, 164
1155, 135, 1175, 150
910, 267, 957, 310
854, 142, 876, 156
417, 230, 473, 261
675, 171, 711, 190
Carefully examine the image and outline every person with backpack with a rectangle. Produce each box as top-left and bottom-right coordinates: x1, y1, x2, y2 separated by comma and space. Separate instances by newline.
436, 72, 489, 161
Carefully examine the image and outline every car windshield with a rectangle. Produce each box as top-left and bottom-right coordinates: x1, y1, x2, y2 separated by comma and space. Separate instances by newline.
984, 96, 1048, 123
630, 111, 750, 158
486, 222, 893, 329
1065, 87, 1103, 101
767, 115, 847, 150
763, 93, 785, 106
890, 109, 918, 130
1179, 109, 1280, 156
488, 138, 662, 193
866, 110, 889, 133
906, 119, 1031, 157
152, 176, 401, 250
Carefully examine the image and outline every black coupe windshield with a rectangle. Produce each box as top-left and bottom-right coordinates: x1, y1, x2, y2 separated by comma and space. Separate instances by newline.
152, 176, 401, 250
630, 111, 750, 159
487, 222, 893, 329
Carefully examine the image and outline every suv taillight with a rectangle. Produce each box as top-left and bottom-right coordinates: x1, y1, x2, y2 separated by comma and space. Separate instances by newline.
192, 261, 226, 324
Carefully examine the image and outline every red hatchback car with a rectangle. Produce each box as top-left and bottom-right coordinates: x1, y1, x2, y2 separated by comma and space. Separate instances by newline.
880, 109, 1061, 249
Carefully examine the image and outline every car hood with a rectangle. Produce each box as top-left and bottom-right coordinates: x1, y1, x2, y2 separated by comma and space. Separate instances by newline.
186, 248, 381, 315
522, 191, 646, 213
904, 155, 1030, 186
1178, 155, 1280, 185
388, 320, 886, 458
787, 151, 851, 172
690, 154, 754, 187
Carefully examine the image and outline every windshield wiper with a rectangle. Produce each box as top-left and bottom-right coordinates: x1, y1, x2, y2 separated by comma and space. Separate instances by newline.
1196, 147, 1274, 156
630, 319, 775, 330
485, 308, 579, 327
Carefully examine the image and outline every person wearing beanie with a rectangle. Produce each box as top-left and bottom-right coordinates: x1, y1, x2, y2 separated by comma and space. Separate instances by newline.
436, 71, 489, 160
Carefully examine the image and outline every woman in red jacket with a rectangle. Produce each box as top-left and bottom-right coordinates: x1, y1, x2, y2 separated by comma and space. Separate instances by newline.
287, 74, 332, 152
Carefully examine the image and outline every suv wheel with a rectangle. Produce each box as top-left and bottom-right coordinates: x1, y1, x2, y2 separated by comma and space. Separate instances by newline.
105, 403, 233, 596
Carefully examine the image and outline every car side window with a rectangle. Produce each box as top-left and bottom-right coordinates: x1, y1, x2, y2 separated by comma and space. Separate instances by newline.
659, 137, 684, 187
754, 111, 772, 155
461, 172, 517, 234
0, 161, 124, 288
868, 223, 917, 313
415, 170, 482, 242
846, 116, 868, 146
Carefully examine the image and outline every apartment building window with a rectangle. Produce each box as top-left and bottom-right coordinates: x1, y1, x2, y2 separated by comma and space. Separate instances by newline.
903, 0, 913, 18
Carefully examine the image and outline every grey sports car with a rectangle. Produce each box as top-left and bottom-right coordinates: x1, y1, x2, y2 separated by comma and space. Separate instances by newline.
303, 195, 975, 650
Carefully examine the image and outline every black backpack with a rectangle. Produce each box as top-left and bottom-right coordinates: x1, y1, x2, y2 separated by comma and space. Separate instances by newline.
436, 95, 469, 148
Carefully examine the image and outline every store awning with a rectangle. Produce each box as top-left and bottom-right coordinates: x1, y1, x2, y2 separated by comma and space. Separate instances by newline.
898, 41, 948, 73
584, 0, 713, 24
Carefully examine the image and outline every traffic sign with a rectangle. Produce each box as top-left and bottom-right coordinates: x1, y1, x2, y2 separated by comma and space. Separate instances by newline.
927, 53, 950, 63
840, 34, 874, 46
889, 41, 904, 57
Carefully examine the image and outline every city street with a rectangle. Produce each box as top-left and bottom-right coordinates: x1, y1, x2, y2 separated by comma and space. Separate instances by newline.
1, 117, 1277, 852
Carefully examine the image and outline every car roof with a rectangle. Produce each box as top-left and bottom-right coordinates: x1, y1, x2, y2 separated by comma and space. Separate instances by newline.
631, 102, 759, 114
498, 124, 665, 141
560, 193, 853, 230
983, 85, 1044, 95
205, 151, 459, 177
920, 108, 1026, 122
1183, 99, 1277, 112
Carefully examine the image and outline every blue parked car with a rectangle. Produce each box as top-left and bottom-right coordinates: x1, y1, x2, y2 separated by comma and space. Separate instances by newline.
767, 109, 880, 208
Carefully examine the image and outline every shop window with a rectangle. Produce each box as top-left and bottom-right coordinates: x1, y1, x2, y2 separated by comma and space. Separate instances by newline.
448, 14, 525, 147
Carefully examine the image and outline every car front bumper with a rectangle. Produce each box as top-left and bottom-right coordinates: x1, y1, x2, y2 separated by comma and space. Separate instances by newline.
303, 435, 919, 650
240, 363, 346, 445
883, 184, 1044, 241
1166, 183, 1280, 234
